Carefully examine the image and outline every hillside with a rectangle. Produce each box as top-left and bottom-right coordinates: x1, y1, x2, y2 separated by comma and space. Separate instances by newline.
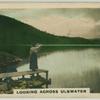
0, 15, 92, 45
0, 15, 99, 57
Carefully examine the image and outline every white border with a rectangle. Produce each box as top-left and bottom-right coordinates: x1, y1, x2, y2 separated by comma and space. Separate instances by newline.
0, 2, 100, 98
0, 3, 100, 9
0, 0, 99, 3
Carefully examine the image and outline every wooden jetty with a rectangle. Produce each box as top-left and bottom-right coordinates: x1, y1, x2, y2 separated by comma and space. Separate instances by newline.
0, 52, 51, 93
0, 69, 48, 79
0, 69, 50, 89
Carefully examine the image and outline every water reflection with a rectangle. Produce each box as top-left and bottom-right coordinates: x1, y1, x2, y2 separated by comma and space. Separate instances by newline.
38, 48, 100, 92
59, 68, 100, 93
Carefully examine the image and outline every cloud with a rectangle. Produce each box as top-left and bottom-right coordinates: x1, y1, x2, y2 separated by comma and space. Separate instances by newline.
0, 8, 100, 38
89, 23, 100, 38
85, 8, 100, 21
22, 15, 96, 38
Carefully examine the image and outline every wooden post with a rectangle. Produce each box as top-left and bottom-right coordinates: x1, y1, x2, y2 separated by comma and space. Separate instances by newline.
46, 71, 48, 88
22, 75, 25, 79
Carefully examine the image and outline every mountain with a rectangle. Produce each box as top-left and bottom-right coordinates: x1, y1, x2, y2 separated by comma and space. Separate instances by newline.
0, 15, 92, 45
0, 15, 99, 57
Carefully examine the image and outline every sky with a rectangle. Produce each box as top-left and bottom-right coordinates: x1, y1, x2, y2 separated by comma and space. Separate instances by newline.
0, 8, 100, 38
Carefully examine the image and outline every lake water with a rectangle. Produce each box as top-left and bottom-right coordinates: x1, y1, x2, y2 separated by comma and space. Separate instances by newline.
17, 48, 100, 93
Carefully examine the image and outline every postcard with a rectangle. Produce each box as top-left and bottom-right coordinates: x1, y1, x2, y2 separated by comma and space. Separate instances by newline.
0, 2, 100, 97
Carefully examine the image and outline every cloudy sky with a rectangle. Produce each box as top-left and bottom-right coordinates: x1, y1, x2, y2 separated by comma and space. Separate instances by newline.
0, 8, 100, 38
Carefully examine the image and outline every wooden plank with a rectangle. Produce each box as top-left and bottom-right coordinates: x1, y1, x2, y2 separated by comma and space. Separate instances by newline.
0, 69, 48, 78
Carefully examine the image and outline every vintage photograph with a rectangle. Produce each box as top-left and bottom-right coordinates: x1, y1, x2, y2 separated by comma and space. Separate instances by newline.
0, 3, 100, 96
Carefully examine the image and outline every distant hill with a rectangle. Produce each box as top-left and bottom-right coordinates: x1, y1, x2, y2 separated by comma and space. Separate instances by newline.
0, 15, 92, 45
0, 15, 99, 57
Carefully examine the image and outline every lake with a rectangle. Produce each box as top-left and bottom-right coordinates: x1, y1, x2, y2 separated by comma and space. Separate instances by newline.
17, 47, 100, 93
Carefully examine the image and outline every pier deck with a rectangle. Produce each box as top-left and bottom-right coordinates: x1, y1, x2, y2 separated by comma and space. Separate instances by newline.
0, 69, 50, 88
0, 69, 48, 79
